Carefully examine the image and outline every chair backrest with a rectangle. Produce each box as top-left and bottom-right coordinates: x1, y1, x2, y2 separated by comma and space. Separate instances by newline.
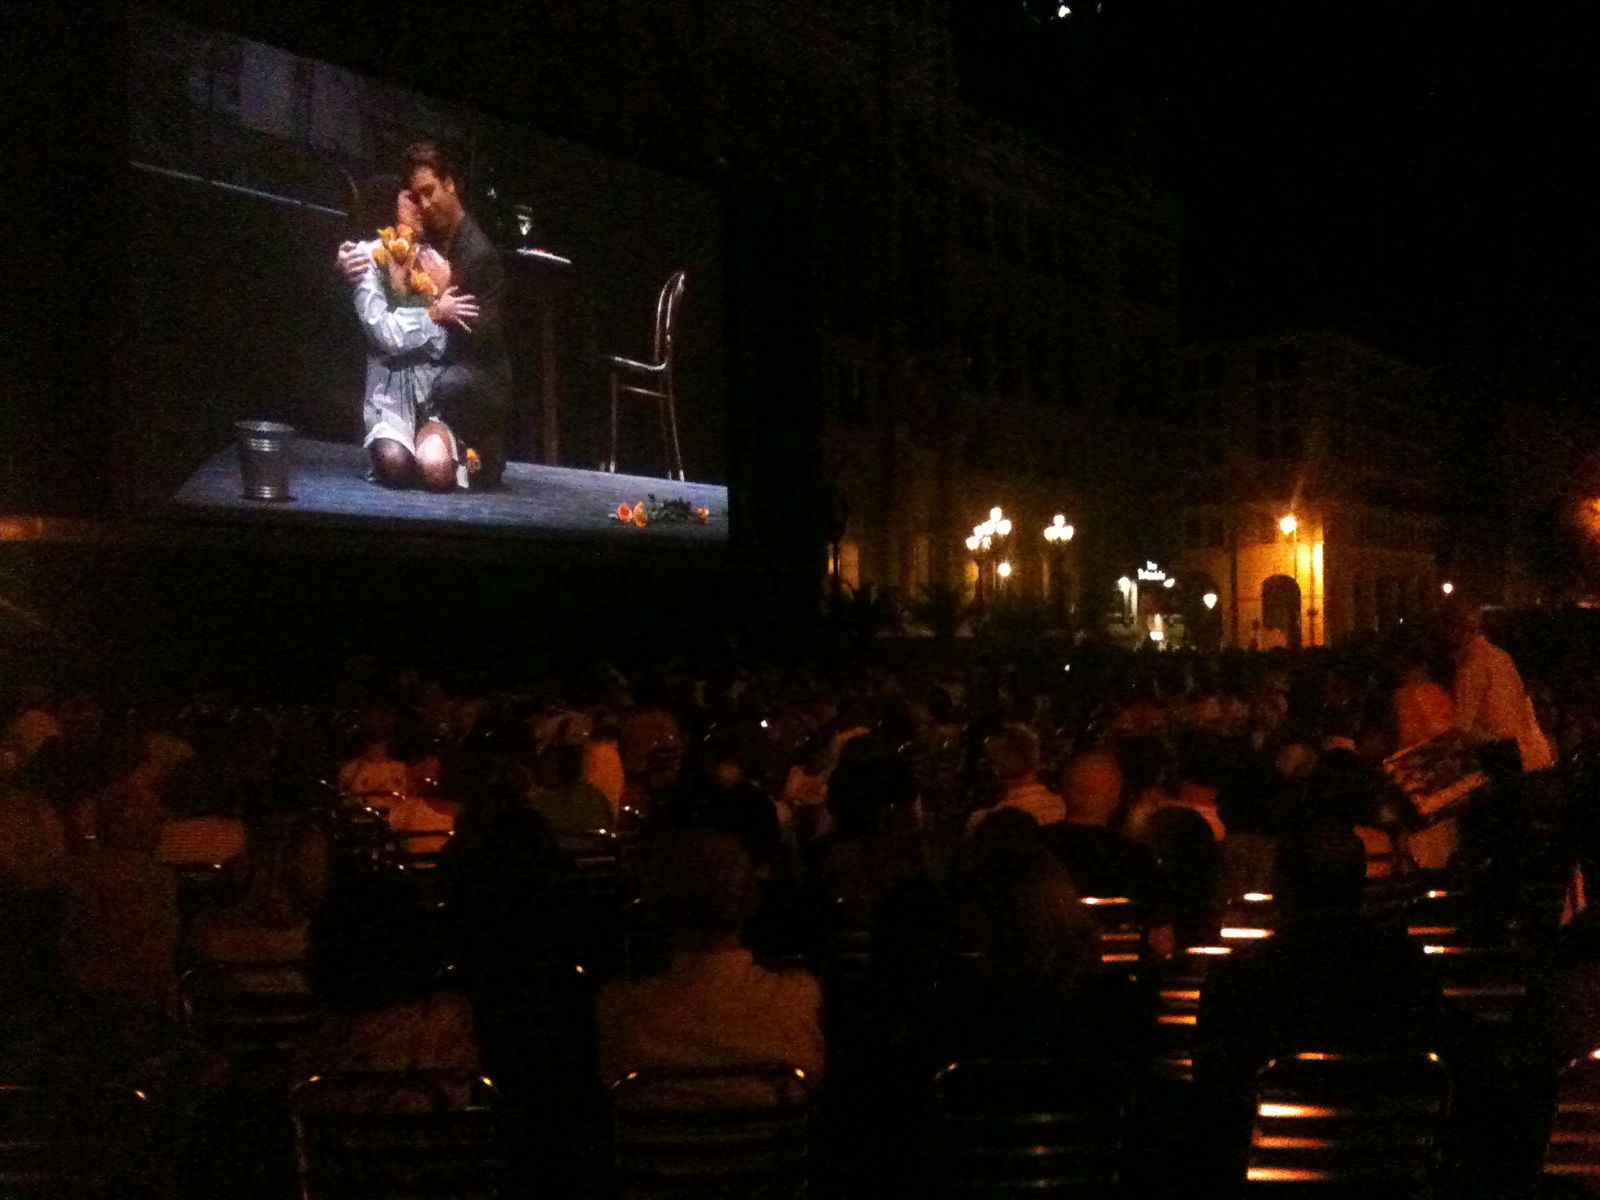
182, 962, 324, 1065
1546, 1049, 1600, 1195
652, 271, 688, 366
1419, 941, 1530, 1025
0, 1082, 153, 1199
1244, 1051, 1450, 1194
1079, 895, 1147, 967
925, 1058, 1131, 1198
611, 1064, 811, 1200
291, 1070, 500, 1200
381, 828, 455, 874
1154, 943, 1235, 1082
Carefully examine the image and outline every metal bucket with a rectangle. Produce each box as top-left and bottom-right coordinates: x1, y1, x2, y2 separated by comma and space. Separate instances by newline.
235, 420, 295, 501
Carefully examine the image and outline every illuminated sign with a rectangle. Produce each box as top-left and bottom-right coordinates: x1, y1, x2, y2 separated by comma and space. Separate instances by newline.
1136, 561, 1166, 583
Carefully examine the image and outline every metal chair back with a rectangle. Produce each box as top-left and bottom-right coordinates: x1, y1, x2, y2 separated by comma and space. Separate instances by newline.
291, 1070, 501, 1200
1244, 1051, 1450, 1195
611, 1064, 811, 1200
0, 1082, 153, 1199
1546, 1049, 1600, 1194
925, 1058, 1130, 1198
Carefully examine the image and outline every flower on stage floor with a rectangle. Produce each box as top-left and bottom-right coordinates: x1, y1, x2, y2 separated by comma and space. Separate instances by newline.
611, 495, 710, 528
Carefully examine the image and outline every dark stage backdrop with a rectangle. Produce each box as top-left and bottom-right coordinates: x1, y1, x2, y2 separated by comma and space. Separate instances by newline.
120, 8, 726, 509
4, 1, 826, 652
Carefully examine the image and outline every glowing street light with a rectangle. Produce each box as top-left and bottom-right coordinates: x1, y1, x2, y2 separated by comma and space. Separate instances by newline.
1043, 514, 1075, 544
1203, 591, 1219, 611
1279, 514, 1298, 536
1441, 581, 1455, 596
965, 535, 980, 552
997, 561, 1013, 580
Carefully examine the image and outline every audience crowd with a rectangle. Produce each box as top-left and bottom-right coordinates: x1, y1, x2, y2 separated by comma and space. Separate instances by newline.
4, 605, 1600, 1197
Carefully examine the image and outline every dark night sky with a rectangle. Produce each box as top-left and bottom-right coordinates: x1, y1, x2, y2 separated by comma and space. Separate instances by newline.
953, 0, 1598, 405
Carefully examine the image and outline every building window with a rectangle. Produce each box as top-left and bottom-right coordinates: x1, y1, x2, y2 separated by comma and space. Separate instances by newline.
838, 538, 862, 591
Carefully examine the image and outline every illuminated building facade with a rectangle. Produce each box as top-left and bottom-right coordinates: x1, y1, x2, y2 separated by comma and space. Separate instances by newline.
1176, 332, 1444, 647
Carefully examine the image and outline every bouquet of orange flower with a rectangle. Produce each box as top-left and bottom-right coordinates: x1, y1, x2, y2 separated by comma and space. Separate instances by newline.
613, 496, 711, 527
370, 223, 440, 300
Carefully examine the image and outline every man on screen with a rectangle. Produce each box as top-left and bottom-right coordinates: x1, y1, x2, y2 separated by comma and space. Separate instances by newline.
339, 141, 511, 490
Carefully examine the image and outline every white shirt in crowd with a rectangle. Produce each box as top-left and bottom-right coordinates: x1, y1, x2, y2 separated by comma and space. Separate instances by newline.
1454, 634, 1553, 772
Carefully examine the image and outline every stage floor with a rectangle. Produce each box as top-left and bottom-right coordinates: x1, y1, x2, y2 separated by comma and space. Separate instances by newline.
171, 438, 728, 543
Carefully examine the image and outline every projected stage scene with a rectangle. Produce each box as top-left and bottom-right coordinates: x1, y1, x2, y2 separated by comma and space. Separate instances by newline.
124, 10, 726, 543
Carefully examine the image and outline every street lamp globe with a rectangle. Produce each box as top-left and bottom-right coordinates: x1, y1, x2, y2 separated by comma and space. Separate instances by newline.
997, 561, 1013, 579
1279, 514, 1298, 536
1441, 581, 1455, 596
1202, 591, 1219, 611
965, 535, 980, 552
996, 518, 1012, 537
990, 507, 1003, 522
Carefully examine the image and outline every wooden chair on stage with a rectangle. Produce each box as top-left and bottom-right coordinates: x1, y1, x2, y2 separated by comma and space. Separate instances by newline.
604, 270, 688, 481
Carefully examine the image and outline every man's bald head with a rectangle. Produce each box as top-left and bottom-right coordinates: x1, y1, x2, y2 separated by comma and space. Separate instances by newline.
1062, 751, 1123, 826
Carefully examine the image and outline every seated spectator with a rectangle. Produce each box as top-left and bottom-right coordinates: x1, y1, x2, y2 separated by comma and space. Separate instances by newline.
1, 740, 92, 989
88, 730, 195, 841
528, 741, 613, 845
687, 777, 789, 878
1139, 805, 1220, 948
303, 900, 478, 1109
1125, 736, 1226, 842
0, 739, 73, 891
188, 812, 324, 993
436, 755, 599, 991
59, 793, 180, 1015
1196, 821, 1446, 1168
2, 700, 62, 775
932, 809, 1133, 1062
597, 829, 823, 1100
966, 724, 1065, 830
809, 750, 927, 915
1047, 751, 1167, 912
337, 718, 410, 807
584, 721, 627, 822
156, 755, 247, 869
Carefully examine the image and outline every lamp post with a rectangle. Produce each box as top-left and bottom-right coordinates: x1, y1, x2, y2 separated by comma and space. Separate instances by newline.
966, 507, 1013, 611
1280, 513, 1300, 649
1042, 513, 1075, 625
